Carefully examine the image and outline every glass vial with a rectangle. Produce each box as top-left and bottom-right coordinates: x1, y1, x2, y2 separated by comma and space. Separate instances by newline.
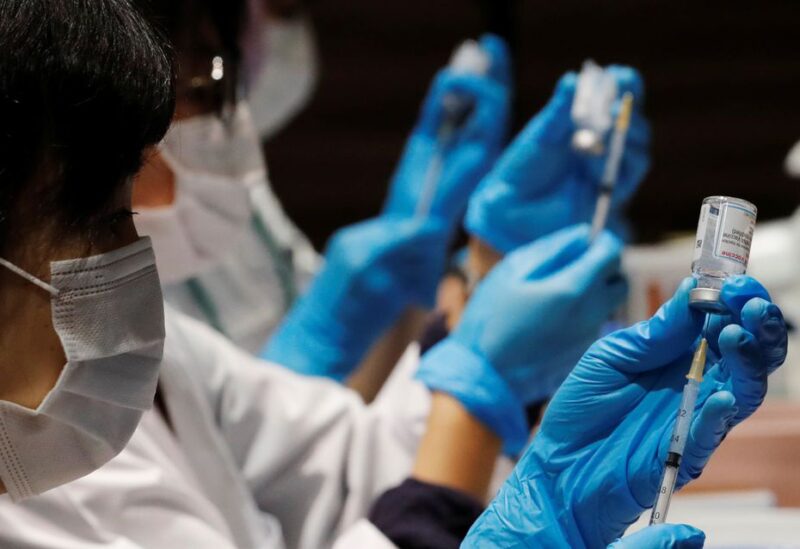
690, 196, 757, 313
571, 60, 617, 155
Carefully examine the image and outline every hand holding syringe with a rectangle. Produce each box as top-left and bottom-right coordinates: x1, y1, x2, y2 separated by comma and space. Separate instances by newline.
415, 40, 491, 218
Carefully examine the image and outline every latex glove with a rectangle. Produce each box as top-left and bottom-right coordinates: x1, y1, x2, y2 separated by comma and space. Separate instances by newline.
608, 525, 706, 549
464, 275, 787, 547
262, 216, 448, 379
416, 224, 627, 454
465, 65, 650, 253
383, 34, 511, 227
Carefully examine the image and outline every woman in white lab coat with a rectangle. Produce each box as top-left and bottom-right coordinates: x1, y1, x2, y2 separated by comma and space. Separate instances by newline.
132, 0, 321, 354
0, 0, 172, 506
132, 0, 515, 401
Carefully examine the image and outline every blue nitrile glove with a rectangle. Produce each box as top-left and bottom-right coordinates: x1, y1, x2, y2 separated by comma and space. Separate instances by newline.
608, 525, 706, 549
262, 216, 448, 379
263, 37, 510, 381
464, 275, 787, 547
416, 224, 627, 454
465, 65, 651, 254
383, 34, 511, 228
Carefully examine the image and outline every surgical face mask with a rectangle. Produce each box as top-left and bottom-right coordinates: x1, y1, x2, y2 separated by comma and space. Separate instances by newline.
0, 237, 165, 501
135, 104, 264, 284
247, 16, 319, 139
786, 139, 800, 179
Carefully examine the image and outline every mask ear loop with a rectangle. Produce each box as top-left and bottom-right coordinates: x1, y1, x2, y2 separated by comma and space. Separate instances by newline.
0, 258, 60, 296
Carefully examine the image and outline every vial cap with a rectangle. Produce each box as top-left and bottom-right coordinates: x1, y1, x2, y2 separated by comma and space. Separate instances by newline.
689, 287, 729, 314
449, 40, 491, 77
571, 128, 604, 155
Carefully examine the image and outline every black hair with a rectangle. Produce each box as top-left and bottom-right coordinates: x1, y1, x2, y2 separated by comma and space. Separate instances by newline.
0, 0, 176, 253
145, 0, 246, 61
143, 0, 247, 110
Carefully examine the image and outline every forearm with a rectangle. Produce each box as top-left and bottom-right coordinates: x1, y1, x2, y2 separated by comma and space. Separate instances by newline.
367, 392, 501, 549
412, 392, 501, 501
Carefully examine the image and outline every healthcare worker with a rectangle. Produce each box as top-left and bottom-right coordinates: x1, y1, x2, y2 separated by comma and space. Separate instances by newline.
0, 7, 635, 546
133, 0, 513, 399
0, 0, 173, 499
132, 0, 321, 353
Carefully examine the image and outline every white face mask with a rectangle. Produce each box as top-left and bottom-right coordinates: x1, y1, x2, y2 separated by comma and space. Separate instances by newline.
247, 17, 319, 139
0, 237, 165, 501
786, 139, 800, 179
135, 104, 263, 284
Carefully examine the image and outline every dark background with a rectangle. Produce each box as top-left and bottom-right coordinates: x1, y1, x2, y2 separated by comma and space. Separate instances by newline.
265, 0, 800, 250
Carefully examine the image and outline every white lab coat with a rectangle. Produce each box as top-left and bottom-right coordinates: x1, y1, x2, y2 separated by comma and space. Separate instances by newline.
164, 180, 320, 354
0, 307, 429, 549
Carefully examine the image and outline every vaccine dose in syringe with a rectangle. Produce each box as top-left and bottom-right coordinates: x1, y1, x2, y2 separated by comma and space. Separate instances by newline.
690, 196, 757, 313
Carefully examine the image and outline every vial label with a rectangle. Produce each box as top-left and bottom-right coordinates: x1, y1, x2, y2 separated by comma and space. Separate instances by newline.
693, 202, 755, 266
714, 204, 755, 265
693, 204, 717, 262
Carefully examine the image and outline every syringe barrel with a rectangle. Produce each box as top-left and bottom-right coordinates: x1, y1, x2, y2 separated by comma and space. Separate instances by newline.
668, 379, 700, 456
601, 124, 627, 186
650, 463, 679, 525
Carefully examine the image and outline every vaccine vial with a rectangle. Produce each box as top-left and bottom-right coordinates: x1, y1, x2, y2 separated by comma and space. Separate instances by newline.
571, 60, 617, 155
441, 40, 490, 125
690, 196, 757, 313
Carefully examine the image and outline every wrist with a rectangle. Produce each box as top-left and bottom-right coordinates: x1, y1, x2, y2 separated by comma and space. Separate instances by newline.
465, 237, 503, 293
465, 199, 521, 255
415, 338, 529, 454
467, 237, 503, 280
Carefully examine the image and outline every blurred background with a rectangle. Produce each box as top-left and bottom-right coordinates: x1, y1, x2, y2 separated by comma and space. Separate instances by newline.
266, 0, 800, 250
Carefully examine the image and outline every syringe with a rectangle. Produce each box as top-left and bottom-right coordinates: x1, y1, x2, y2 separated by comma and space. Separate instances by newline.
589, 92, 634, 240
649, 336, 709, 525
415, 40, 490, 218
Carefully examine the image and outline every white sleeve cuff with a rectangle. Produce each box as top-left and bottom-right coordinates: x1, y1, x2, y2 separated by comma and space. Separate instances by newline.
333, 519, 397, 549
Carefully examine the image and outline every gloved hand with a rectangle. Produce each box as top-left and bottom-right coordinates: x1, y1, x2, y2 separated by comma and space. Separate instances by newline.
465, 65, 651, 254
608, 525, 706, 549
383, 34, 511, 227
264, 37, 511, 381
464, 275, 787, 547
262, 216, 448, 379
416, 224, 627, 454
